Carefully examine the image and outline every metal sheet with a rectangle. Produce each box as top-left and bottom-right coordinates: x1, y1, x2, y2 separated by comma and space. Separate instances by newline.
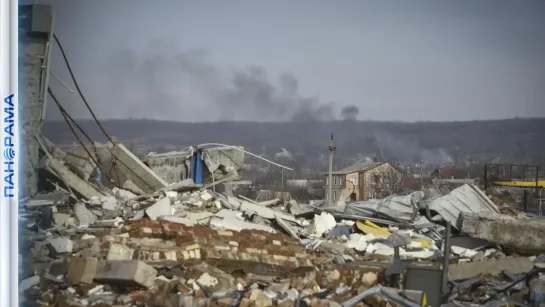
334, 191, 425, 222
424, 184, 499, 229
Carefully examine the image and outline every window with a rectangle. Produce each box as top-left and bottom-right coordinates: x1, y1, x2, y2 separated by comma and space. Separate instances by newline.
333, 191, 337, 201
326, 177, 329, 185
333, 176, 337, 185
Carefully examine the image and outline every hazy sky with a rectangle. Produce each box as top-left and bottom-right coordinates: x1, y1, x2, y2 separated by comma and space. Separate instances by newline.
29, 0, 545, 122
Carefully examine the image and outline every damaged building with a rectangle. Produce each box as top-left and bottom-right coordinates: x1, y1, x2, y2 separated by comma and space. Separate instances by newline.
16, 4, 545, 307
324, 160, 402, 202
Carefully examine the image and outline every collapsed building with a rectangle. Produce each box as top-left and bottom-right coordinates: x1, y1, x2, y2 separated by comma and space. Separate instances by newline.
18, 4, 545, 307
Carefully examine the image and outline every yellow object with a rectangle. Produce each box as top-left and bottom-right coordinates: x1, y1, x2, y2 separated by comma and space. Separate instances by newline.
364, 220, 387, 231
356, 220, 390, 236
493, 180, 545, 188
357, 220, 434, 248
422, 292, 427, 307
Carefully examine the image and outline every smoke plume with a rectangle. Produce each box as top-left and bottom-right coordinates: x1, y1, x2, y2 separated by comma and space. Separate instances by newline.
89, 40, 338, 122
340, 105, 360, 121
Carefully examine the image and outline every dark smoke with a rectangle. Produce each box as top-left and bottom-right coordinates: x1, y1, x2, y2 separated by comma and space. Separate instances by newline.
340, 105, 360, 121
92, 40, 337, 122
216, 67, 335, 121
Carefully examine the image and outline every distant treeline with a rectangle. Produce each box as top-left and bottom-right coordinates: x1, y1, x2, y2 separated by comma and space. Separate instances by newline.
44, 118, 545, 164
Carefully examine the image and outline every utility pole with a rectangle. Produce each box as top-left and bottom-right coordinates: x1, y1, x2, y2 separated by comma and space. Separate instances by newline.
328, 134, 336, 204
281, 169, 284, 190
420, 160, 424, 190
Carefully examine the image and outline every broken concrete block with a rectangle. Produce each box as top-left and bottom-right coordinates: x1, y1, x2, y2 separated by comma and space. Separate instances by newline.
209, 216, 276, 233
113, 188, 137, 201
159, 216, 197, 226
123, 179, 145, 195
197, 273, 218, 288
239, 200, 298, 223
94, 260, 157, 288
106, 243, 135, 260
165, 191, 178, 200
74, 203, 97, 226
146, 197, 172, 220
42, 156, 105, 200
249, 289, 273, 307
225, 196, 241, 210
19, 275, 40, 292
274, 213, 299, 239
267, 282, 290, 293
101, 196, 117, 211
257, 198, 280, 207
449, 257, 534, 281
111, 143, 168, 193
133, 210, 145, 220
200, 191, 213, 201
184, 212, 214, 224
215, 209, 244, 220
48, 237, 74, 254
89, 196, 101, 206
166, 178, 200, 192
53, 213, 72, 226
458, 212, 545, 252
67, 256, 98, 285
192, 263, 236, 293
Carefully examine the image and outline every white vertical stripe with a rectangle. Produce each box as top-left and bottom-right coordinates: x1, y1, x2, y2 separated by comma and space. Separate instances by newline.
0, 0, 11, 306
9, 1, 19, 306
0, 1, 19, 306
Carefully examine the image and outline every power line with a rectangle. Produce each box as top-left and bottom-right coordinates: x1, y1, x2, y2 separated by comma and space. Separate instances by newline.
48, 87, 113, 185
48, 86, 155, 191
53, 33, 115, 145
52, 34, 175, 192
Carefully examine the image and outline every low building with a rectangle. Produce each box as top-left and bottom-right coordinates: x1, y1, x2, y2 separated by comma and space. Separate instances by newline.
324, 160, 402, 202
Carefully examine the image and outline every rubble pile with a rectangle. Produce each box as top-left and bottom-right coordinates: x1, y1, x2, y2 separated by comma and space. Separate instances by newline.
19, 138, 545, 307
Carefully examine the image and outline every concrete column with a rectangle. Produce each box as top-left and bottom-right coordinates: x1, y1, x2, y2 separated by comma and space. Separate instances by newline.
19, 4, 53, 197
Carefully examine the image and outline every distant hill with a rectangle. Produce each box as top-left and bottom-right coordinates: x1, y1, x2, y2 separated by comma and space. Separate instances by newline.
44, 118, 545, 165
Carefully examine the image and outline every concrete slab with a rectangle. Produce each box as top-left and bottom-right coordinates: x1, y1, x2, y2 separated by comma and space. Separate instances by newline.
458, 212, 545, 252
239, 201, 298, 224
67, 257, 98, 285
159, 216, 197, 226
74, 203, 97, 226
209, 216, 276, 233
111, 143, 168, 193
94, 260, 157, 288
449, 257, 534, 281
48, 237, 73, 254
145, 197, 172, 220
43, 157, 105, 200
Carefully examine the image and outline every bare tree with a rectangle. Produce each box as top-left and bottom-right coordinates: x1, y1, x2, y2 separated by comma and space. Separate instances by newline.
371, 169, 403, 198
285, 183, 311, 203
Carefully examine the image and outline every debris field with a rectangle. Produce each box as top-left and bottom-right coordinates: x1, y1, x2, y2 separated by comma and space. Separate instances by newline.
19, 136, 545, 307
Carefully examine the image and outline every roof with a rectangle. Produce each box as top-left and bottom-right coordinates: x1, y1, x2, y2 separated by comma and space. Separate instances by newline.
425, 184, 500, 229
328, 161, 385, 175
